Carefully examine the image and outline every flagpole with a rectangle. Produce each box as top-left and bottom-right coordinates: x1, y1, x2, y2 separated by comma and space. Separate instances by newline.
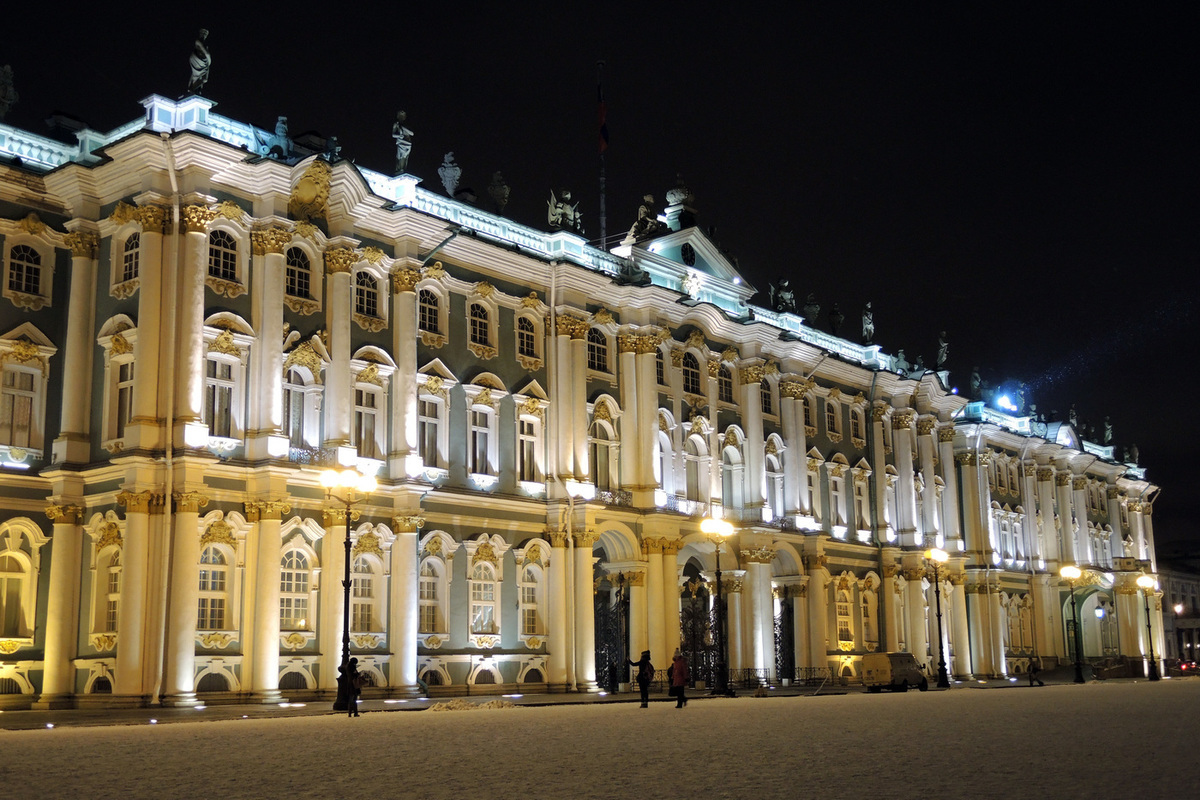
597, 59, 607, 250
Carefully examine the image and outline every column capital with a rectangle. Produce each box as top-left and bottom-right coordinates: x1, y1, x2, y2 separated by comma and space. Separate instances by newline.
391, 513, 425, 533
251, 226, 292, 255
916, 416, 938, 435
641, 537, 664, 556
45, 504, 83, 525
391, 266, 423, 293
892, 410, 916, 429
624, 570, 646, 587
181, 205, 216, 233
245, 500, 292, 521
1037, 467, 1055, 482
324, 508, 352, 527
138, 205, 171, 234
741, 545, 776, 564
937, 424, 956, 442
64, 231, 99, 259
573, 530, 599, 547
660, 539, 684, 556
117, 490, 160, 514
324, 247, 359, 274
1106, 485, 1120, 499
1072, 477, 1088, 491
1055, 472, 1073, 487
173, 492, 210, 513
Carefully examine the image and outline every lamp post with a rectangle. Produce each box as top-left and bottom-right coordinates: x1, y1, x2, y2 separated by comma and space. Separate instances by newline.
1060, 565, 1085, 684
321, 466, 377, 711
924, 547, 951, 688
1136, 573, 1160, 681
701, 517, 735, 696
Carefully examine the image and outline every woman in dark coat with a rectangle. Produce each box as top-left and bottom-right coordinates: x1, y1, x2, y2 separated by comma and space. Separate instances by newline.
670, 649, 690, 708
628, 650, 653, 708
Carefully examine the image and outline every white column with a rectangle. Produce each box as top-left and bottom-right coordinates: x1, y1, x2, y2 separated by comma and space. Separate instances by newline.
319, 511, 346, 693
175, 206, 213, 436
573, 532, 598, 689
1055, 471, 1077, 562
570, 329, 589, 482
162, 492, 208, 706
1037, 467, 1060, 566
989, 585, 1007, 677
1020, 463, 1040, 562
904, 566, 929, 663
661, 540, 681, 658
552, 318, 576, 480
390, 514, 421, 696
949, 576, 971, 677
323, 248, 356, 447
805, 564, 828, 672
113, 491, 156, 702
959, 453, 987, 562
246, 229, 289, 456
628, 571, 648, 680
1072, 477, 1091, 564
744, 554, 776, 679
35, 505, 84, 707
644, 539, 666, 666
1116, 581, 1141, 659
53, 232, 98, 463
916, 416, 939, 545
727, 577, 746, 671
635, 337, 660, 505
966, 582, 992, 677
547, 531, 569, 690
392, 269, 421, 477
779, 391, 801, 516
937, 424, 961, 547
892, 411, 919, 547
739, 366, 766, 512
794, 580, 810, 668
882, 561, 901, 652
248, 501, 286, 703
618, 341, 640, 491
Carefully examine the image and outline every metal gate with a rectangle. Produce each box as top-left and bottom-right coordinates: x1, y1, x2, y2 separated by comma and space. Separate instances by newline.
680, 578, 719, 688
775, 592, 795, 680
594, 576, 629, 692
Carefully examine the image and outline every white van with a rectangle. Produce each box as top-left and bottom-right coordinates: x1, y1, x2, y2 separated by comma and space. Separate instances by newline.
861, 652, 929, 692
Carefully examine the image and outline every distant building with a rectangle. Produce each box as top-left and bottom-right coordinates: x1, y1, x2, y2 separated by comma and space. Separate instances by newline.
1158, 563, 1200, 665
0, 94, 1165, 708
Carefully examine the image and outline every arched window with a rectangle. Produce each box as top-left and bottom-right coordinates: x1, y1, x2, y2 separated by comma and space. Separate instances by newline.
7, 244, 42, 295
520, 564, 544, 637
351, 555, 375, 632
279, 551, 311, 630
419, 559, 445, 634
717, 366, 734, 404
682, 353, 701, 395
518, 415, 539, 482
861, 593, 876, 647
204, 355, 236, 438
685, 436, 704, 502
656, 349, 665, 385
282, 368, 307, 448
419, 288, 440, 334
89, 546, 121, 635
197, 547, 227, 630
587, 328, 609, 371
353, 384, 382, 460
469, 407, 494, 476
207, 230, 238, 280
354, 272, 379, 317
590, 422, 615, 492
850, 408, 864, 441
419, 396, 444, 469
469, 303, 490, 347
803, 395, 815, 429
122, 233, 140, 283
285, 248, 311, 298
654, 429, 673, 493
761, 380, 773, 415
469, 562, 498, 634
825, 400, 840, 437
836, 590, 853, 643
765, 454, 784, 520
517, 317, 536, 357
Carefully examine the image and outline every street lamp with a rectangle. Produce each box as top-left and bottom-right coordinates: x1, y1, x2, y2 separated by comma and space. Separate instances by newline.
321, 466, 378, 711
924, 547, 951, 688
1136, 573, 1161, 681
1060, 565, 1086, 684
701, 517, 736, 696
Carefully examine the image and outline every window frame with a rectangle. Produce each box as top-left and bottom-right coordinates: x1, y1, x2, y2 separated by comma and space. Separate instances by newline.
3, 240, 55, 311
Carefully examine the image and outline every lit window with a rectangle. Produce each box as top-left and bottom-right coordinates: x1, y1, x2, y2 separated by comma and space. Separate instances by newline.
718, 366, 734, 404
518, 416, 539, 482
803, 395, 815, 429
207, 230, 238, 281
469, 303, 490, 347
590, 421, 616, 492
760, 380, 773, 415
0, 366, 37, 448
103, 552, 122, 633
419, 398, 443, 468
470, 408, 493, 476
469, 562, 498, 634
279, 551, 310, 630
850, 409, 864, 441
7, 244, 41, 296
837, 590, 853, 643
419, 560, 444, 634
285, 248, 311, 299
204, 357, 235, 438
355, 272, 379, 317
682, 353, 701, 395
656, 350, 665, 385
282, 369, 307, 448
353, 386, 381, 460
122, 233, 140, 283
520, 565, 544, 637
197, 547, 227, 630
825, 401, 840, 436
351, 556, 374, 632
0, 552, 29, 638
419, 289, 440, 334
517, 317, 537, 357
587, 328, 608, 371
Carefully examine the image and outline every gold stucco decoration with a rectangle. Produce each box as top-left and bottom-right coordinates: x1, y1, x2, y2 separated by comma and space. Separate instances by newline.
17, 213, 46, 235
284, 342, 322, 374
353, 531, 384, 559
473, 281, 495, 298
217, 200, 244, 220
422, 375, 448, 399
109, 202, 138, 226
391, 267, 422, 293
521, 291, 540, 308
686, 329, 706, 350
208, 329, 242, 357
94, 521, 123, 552
293, 220, 319, 240
324, 248, 359, 274
289, 158, 332, 222
201, 519, 236, 549
251, 227, 292, 255
423, 261, 446, 281
182, 205, 217, 233
110, 332, 134, 356
593, 307, 613, 325
424, 537, 443, 557
362, 246, 387, 265
472, 541, 498, 566
357, 363, 383, 387
65, 231, 99, 258
593, 401, 612, 422
525, 544, 543, 566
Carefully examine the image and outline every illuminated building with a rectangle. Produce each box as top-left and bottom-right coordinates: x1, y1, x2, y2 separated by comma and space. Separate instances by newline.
0, 94, 1164, 707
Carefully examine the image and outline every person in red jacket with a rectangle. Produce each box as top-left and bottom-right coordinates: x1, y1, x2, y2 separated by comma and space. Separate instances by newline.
670, 649, 690, 708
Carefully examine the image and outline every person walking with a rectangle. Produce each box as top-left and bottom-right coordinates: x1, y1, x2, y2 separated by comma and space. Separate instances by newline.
670, 649, 690, 708
1029, 658, 1045, 687
348, 657, 363, 717
628, 650, 654, 708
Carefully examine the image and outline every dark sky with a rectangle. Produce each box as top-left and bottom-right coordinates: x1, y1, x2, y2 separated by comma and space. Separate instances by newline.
4, 6, 1196, 552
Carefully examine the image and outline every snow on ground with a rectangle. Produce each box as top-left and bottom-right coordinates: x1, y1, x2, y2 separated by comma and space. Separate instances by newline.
2, 681, 1195, 799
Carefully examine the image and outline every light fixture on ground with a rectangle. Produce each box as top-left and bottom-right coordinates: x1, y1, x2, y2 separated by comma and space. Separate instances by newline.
700, 517, 736, 697
320, 466, 377, 711
1060, 565, 1086, 684
924, 547, 951, 688
1136, 573, 1161, 681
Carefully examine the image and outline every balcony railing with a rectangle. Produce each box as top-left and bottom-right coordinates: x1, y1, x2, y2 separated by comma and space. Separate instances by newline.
596, 489, 633, 507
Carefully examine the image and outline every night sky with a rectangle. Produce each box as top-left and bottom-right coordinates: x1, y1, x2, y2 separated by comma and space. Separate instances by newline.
3, 7, 1196, 552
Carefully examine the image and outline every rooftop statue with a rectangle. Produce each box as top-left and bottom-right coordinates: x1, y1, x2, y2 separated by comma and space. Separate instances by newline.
768, 279, 796, 313
0, 64, 17, 121
862, 302, 874, 344
325, 135, 342, 161
970, 366, 982, 397
894, 349, 910, 376
1103, 416, 1113, 445
622, 194, 667, 243
801, 294, 820, 324
438, 152, 461, 197
1068, 404, 1078, 428
487, 172, 510, 215
829, 304, 844, 336
936, 331, 949, 367
392, 111, 414, 173
548, 188, 583, 234
187, 29, 212, 95
254, 116, 291, 159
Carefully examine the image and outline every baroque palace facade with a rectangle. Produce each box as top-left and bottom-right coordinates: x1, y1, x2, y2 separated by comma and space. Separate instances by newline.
0, 95, 1165, 708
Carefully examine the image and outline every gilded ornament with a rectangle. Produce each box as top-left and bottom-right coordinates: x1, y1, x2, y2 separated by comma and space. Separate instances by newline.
391, 267, 422, 293
251, 227, 291, 255
289, 158, 332, 221
721, 346, 739, 363
17, 212, 46, 235
423, 261, 446, 281
422, 332, 449, 349
765, 439, 778, 455
173, 492, 209, 513
741, 546, 776, 564
1037, 467, 1054, 482
739, 365, 766, 385
472, 541, 498, 565
917, 417, 937, 435
7, 447, 28, 462
474, 281, 495, 298
217, 200, 244, 220
206, 274, 247, 299
357, 363, 383, 387
466, 342, 499, 360
200, 633, 233, 648
200, 519, 236, 548
109, 202, 139, 226
362, 246, 386, 265
90, 634, 117, 652
245, 500, 291, 521
353, 634, 383, 648
424, 635, 444, 649
473, 387, 495, 409
423, 536, 444, 557
293, 220, 319, 239
547, 530, 567, 548
937, 425, 956, 442
1023, 464, 1037, 477
573, 530, 599, 546
392, 515, 425, 533
521, 292, 540, 308
1107, 486, 1120, 500
283, 633, 307, 649
110, 332, 134, 356
641, 537, 664, 555
284, 342, 322, 374
422, 376, 448, 399
707, 358, 721, 377
208, 329, 242, 357
686, 329, 706, 350
1073, 477, 1088, 491
65, 230, 99, 258
891, 411, 915, 429
138, 205, 169, 234
1055, 473, 1072, 487
94, 521, 123, 552
519, 396, 544, 419
324, 248, 359, 274
182, 205, 217, 233
659, 414, 669, 433
723, 430, 738, 450
45, 504, 83, 524
593, 401, 612, 422
670, 348, 684, 367
593, 307, 614, 325
475, 636, 499, 649
527, 637, 543, 648
116, 490, 156, 514
525, 544, 543, 566
353, 531, 384, 558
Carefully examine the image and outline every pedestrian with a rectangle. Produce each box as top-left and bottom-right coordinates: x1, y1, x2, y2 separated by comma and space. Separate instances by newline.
628, 650, 653, 708
670, 649, 690, 708
348, 657, 363, 717
1029, 658, 1044, 687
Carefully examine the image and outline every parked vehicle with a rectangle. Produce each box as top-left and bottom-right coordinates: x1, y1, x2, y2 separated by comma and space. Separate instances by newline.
862, 652, 930, 692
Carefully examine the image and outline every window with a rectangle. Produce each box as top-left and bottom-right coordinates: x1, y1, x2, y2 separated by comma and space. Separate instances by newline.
204, 357, 235, 438
825, 400, 840, 437
469, 303, 490, 347
355, 272, 379, 317
587, 328, 609, 371
285, 248, 311, 298
351, 556, 375, 632
656, 350, 665, 385
682, 353, 701, 395
803, 395, 815, 429
419, 560, 444, 634
854, 481, 870, 531
518, 417, 538, 482
520, 565, 543, 636
761, 380, 773, 415
208, 230, 238, 281
850, 408, 864, 441
121, 233, 140, 283
517, 317, 536, 357
7, 244, 41, 296
590, 422, 616, 492
282, 369, 307, 448
103, 552, 121, 633
353, 386, 381, 459
837, 590, 853, 643
197, 547, 227, 630
684, 436, 705, 502
861, 594, 875, 647
470, 409, 493, 476
0, 366, 36, 448
469, 562, 498, 634
419, 398, 443, 468
115, 362, 134, 439
654, 429, 673, 493
279, 551, 310, 630
766, 454, 783, 520
419, 289, 440, 334
718, 366, 734, 404
0, 553, 28, 638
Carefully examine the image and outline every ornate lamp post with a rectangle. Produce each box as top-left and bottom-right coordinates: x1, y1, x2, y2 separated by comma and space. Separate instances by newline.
321, 466, 377, 711
1136, 573, 1161, 681
924, 547, 951, 688
701, 517, 736, 696
1060, 565, 1086, 684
